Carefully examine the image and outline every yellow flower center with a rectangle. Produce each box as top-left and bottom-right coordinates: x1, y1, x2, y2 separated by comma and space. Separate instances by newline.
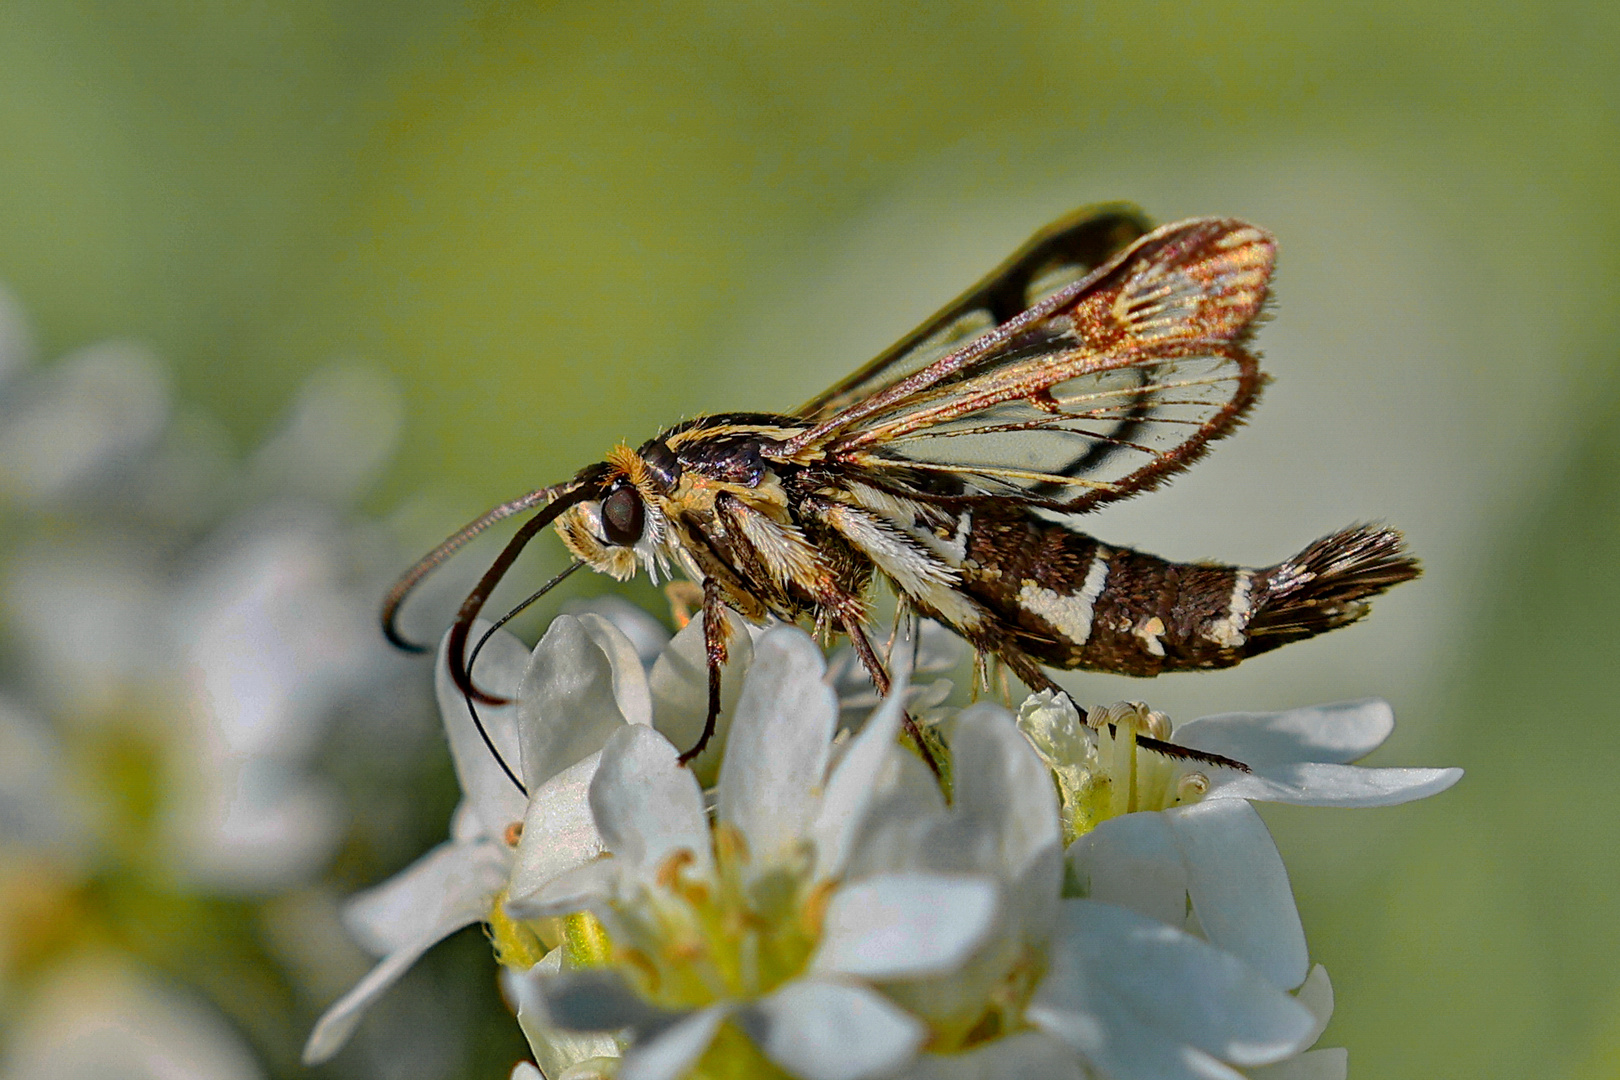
1018, 695, 1210, 846
608, 824, 828, 1011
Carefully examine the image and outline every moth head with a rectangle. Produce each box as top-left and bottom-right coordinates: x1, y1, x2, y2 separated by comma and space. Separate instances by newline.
555, 443, 674, 580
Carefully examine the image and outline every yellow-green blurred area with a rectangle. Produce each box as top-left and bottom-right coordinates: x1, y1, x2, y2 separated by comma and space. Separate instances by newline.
0, 1, 1616, 1078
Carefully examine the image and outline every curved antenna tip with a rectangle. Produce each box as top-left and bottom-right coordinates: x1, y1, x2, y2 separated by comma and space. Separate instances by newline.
382, 623, 431, 654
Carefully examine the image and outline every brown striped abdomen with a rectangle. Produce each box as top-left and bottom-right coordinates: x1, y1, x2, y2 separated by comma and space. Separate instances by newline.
960, 510, 1419, 677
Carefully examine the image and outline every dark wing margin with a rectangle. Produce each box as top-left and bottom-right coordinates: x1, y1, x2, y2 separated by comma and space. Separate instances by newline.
779, 218, 1275, 512
794, 204, 1154, 421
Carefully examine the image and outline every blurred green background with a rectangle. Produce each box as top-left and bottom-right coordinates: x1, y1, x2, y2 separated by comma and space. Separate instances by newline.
1, 1, 1615, 1077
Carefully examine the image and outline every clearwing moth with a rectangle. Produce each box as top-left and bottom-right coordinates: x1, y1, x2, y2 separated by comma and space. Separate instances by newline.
383, 206, 1419, 784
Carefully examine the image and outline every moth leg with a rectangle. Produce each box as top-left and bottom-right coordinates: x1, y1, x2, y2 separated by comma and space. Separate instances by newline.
992, 640, 1089, 725
678, 578, 730, 766
881, 595, 914, 663
841, 615, 942, 780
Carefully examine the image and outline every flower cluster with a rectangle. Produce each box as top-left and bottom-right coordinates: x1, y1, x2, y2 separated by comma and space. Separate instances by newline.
309, 600, 1460, 1080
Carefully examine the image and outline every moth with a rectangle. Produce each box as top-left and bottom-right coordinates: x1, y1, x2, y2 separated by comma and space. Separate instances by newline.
383, 205, 1419, 779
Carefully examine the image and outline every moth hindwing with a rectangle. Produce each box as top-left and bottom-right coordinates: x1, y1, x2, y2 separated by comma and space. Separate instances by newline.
384, 207, 1420, 774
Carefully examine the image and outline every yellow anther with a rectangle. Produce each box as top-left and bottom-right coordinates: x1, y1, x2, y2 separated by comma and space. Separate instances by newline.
714, 823, 751, 867
800, 878, 838, 938
655, 848, 697, 890
1176, 772, 1210, 801
562, 911, 613, 967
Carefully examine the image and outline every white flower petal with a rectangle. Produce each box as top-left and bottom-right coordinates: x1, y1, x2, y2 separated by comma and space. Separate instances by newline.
507, 752, 606, 909
511, 955, 628, 1077
558, 1062, 621, 1080
1175, 699, 1393, 767
1166, 801, 1308, 991
1293, 965, 1335, 1046
944, 705, 1062, 882
1067, 811, 1190, 929
0, 695, 94, 861
741, 978, 925, 1080
591, 725, 711, 877
1032, 901, 1315, 1068
435, 622, 529, 836
306, 853, 500, 1066
813, 874, 999, 979
1209, 762, 1463, 807
906, 706, 1063, 942
517, 616, 631, 791
449, 800, 484, 844
841, 752, 947, 880
342, 839, 509, 957
619, 1005, 729, 1080
247, 364, 402, 505
0, 343, 168, 502
648, 611, 755, 785
811, 671, 907, 879
512, 1064, 543, 1080
516, 858, 621, 919
716, 627, 838, 863
534, 969, 677, 1033
4, 541, 161, 716
577, 612, 655, 726
168, 759, 343, 893
1248, 1048, 1348, 1080
1032, 996, 1244, 1080
895, 1031, 1085, 1080
567, 594, 671, 669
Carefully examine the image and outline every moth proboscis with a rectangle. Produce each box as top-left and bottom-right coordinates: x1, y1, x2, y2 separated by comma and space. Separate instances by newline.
382, 205, 1420, 788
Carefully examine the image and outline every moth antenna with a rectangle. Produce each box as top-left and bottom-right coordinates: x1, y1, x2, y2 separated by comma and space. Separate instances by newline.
382, 483, 576, 652
461, 558, 589, 797
446, 484, 596, 706
1136, 734, 1251, 773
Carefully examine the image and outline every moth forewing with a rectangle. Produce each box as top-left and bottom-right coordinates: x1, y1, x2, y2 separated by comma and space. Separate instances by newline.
796, 203, 1154, 421
781, 218, 1273, 460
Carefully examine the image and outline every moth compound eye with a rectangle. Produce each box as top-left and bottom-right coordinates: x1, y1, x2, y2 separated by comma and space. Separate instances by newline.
601, 485, 645, 547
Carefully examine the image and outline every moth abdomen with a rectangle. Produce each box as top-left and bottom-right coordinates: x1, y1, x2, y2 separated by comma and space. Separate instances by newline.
960, 512, 1418, 678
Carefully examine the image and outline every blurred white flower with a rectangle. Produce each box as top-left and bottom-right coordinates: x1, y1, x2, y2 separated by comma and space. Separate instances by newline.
0, 310, 407, 893
0, 341, 169, 508
515, 626, 986, 1080
0, 289, 419, 1079
0, 953, 264, 1080
0, 696, 95, 868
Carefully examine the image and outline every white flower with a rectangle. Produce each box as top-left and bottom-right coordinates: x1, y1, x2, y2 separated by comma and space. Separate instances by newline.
514, 626, 996, 1080
303, 604, 743, 1064
1021, 694, 1461, 994
840, 702, 1325, 1080
307, 602, 901, 1065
